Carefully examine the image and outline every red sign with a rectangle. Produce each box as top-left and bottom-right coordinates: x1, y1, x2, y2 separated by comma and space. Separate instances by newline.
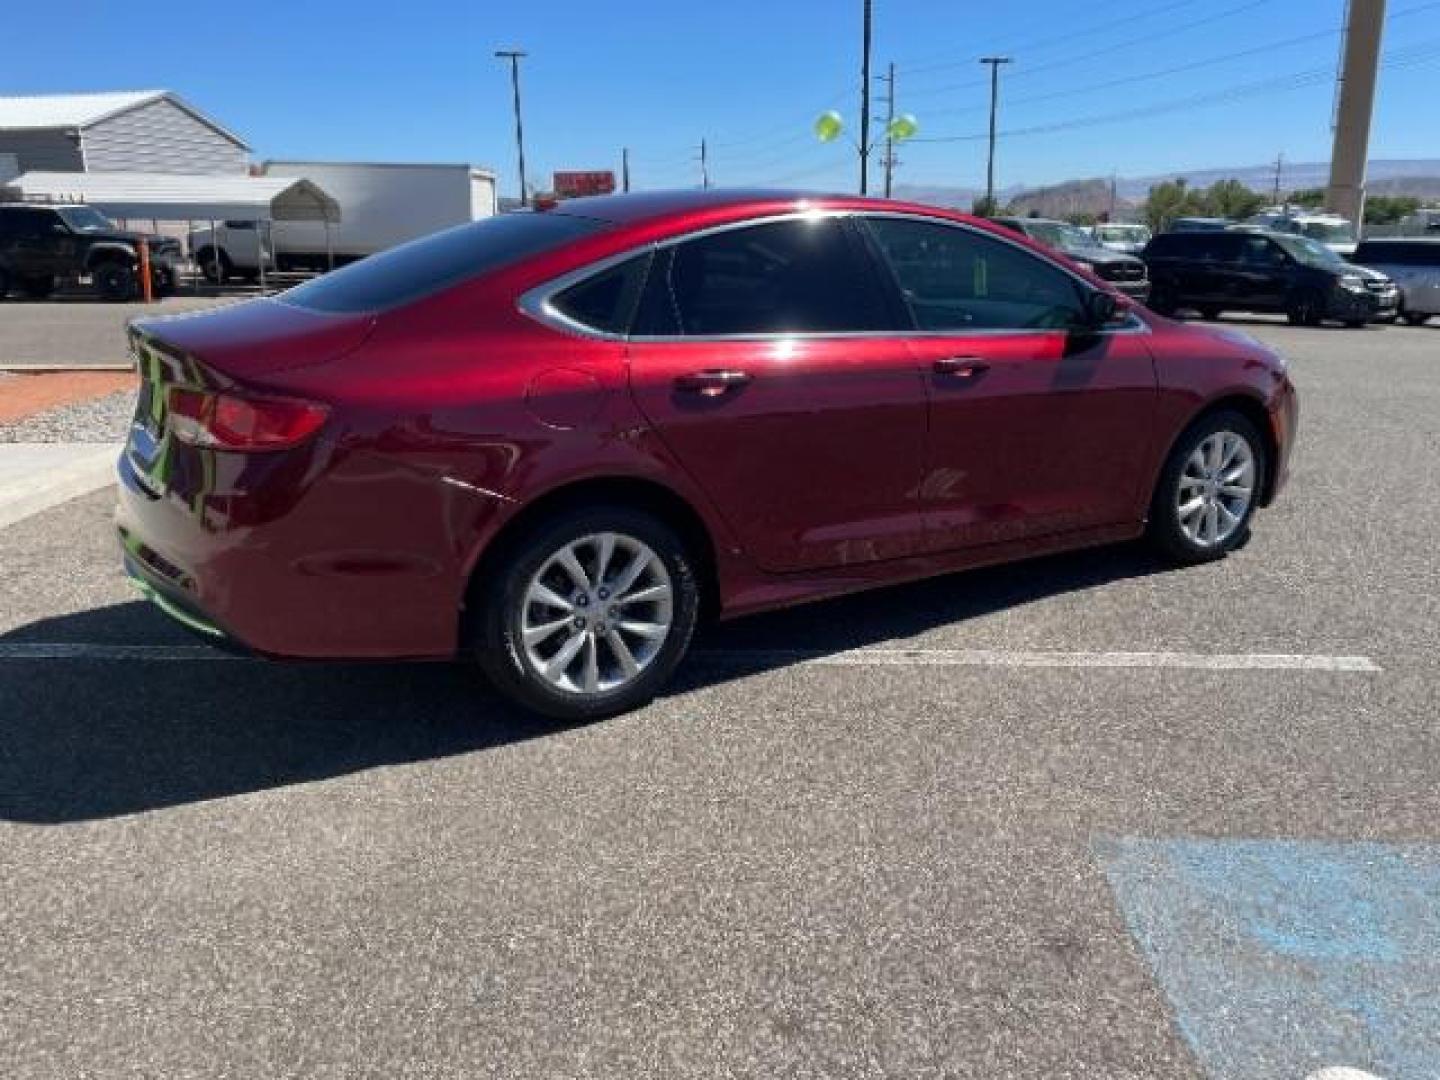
553, 171, 616, 198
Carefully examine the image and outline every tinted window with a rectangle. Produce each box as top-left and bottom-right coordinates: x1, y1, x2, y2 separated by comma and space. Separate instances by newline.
865, 217, 1086, 331
4, 209, 55, 240
1143, 234, 1185, 257
281, 212, 606, 314
1354, 241, 1440, 267
1238, 235, 1285, 266
548, 253, 650, 335
633, 217, 890, 336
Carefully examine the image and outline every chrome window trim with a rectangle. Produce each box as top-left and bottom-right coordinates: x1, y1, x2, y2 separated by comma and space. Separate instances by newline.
517, 207, 1150, 341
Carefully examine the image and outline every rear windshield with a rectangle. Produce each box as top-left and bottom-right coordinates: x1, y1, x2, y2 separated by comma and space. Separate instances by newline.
280, 212, 607, 314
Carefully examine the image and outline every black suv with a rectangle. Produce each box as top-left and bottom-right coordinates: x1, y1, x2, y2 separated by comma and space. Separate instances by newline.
0, 203, 182, 301
1142, 229, 1398, 327
990, 217, 1150, 300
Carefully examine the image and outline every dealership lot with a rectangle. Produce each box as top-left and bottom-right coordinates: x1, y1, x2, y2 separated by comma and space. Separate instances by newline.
1, 319, 1437, 1077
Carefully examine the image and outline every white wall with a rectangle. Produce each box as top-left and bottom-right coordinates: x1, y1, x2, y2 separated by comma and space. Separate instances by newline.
83, 97, 248, 175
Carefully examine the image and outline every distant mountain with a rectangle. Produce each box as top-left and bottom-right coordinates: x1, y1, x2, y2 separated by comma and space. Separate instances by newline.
894, 159, 1440, 214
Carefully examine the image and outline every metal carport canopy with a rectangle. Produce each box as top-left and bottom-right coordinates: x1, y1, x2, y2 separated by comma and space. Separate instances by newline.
1, 171, 340, 222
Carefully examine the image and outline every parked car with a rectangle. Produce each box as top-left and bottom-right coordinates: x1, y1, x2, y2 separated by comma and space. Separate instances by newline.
1143, 228, 1397, 326
0, 202, 181, 300
1245, 210, 1358, 255
118, 190, 1296, 720
1092, 222, 1152, 254
1169, 217, 1233, 232
188, 161, 497, 282
990, 216, 1150, 299
1351, 237, 1440, 325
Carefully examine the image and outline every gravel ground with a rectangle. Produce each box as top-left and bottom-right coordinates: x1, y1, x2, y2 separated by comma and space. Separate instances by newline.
0, 390, 134, 444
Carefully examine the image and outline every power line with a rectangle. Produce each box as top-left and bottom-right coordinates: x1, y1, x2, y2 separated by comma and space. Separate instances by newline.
900, 0, 1281, 99
896, 0, 1201, 78
910, 38, 1440, 144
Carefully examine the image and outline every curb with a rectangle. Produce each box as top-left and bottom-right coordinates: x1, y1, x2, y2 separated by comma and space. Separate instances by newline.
0, 443, 123, 531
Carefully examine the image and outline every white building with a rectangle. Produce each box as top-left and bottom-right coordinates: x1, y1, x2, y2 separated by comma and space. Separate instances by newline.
0, 91, 249, 179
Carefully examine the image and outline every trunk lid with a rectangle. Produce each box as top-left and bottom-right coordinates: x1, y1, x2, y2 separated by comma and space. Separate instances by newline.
129, 297, 375, 382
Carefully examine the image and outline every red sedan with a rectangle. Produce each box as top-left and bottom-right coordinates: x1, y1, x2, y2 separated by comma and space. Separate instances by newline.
117, 190, 1297, 720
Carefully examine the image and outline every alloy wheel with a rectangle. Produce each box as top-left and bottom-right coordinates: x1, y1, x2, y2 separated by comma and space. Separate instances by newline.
519, 532, 674, 696
1175, 430, 1256, 548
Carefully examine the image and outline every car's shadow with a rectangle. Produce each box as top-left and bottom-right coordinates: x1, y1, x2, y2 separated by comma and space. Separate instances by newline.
0, 543, 1174, 824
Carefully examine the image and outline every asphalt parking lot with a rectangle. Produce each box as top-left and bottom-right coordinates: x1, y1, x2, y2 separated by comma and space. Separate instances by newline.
0, 294, 233, 371
2, 317, 1438, 1078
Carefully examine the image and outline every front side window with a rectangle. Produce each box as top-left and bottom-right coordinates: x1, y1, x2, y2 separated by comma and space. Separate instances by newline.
864, 217, 1086, 332
56, 206, 115, 233
632, 217, 891, 337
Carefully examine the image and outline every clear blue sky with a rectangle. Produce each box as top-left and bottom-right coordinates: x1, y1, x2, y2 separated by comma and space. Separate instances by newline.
4, 0, 1437, 199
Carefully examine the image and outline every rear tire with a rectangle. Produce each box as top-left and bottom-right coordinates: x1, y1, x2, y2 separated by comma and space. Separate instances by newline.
196, 249, 232, 285
1344, 318, 1367, 329
1285, 290, 1325, 327
472, 505, 700, 722
92, 260, 138, 301
1198, 305, 1222, 321
0, 266, 12, 299
1147, 409, 1268, 565
1402, 311, 1431, 326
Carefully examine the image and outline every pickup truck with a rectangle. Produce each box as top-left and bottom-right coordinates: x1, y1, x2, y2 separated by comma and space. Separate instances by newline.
0, 202, 181, 300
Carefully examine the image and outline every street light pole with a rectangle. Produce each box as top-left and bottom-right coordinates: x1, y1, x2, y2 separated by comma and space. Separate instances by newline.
494, 49, 529, 207
980, 56, 1012, 213
859, 0, 874, 195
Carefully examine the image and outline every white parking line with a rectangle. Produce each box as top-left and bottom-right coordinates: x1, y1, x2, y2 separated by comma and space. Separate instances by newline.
0, 642, 1382, 671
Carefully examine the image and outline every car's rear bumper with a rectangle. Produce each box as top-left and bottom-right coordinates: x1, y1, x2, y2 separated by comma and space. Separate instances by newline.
114, 442, 491, 661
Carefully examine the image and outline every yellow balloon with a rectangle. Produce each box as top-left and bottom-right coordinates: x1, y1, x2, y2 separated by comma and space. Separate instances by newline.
814, 110, 844, 143
887, 114, 919, 142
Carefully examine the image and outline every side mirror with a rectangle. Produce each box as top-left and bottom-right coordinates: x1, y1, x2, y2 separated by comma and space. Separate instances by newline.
1081, 290, 1121, 329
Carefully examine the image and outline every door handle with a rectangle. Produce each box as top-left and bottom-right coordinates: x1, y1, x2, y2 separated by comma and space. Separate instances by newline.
932, 356, 990, 378
674, 369, 753, 397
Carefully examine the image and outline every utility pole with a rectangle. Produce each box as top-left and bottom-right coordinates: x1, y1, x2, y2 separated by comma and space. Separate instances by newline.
1327, 0, 1387, 229
622, 147, 631, 193
980, 56, 1013, 213
1108, 173, 1117, 220
698, 139, 710, 189
1272, 152, 1284, 207
494, 49, 529, 207
859, 0, 873, 195
877, 61, 897, 198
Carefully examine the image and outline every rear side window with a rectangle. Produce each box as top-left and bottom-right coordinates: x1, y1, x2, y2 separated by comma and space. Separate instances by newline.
864, 217, 1086, 332
548, 253, 650, 335
281, 212, 606, 314
632, 217, 891, 337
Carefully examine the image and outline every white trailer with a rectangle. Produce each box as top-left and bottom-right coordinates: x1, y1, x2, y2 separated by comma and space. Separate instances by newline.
190, 161, 497, 280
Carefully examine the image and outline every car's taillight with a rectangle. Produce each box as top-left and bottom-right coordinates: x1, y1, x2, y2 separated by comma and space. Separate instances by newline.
167, 387, 328, 451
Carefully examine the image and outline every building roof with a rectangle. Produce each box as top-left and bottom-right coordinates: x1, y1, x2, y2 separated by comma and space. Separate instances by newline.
0, 91, 249, 149
2, 171, 339, 222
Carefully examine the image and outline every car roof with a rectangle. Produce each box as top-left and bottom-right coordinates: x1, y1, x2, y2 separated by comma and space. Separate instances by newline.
1357, 236, 1440, 244
542, 187, 976, 226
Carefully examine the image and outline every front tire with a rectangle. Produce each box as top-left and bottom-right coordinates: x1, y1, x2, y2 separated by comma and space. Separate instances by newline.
1147, 410, 1267, 565
472, 506, 700, 721
92, 260, 138, 301
1285, 290, 1325, 327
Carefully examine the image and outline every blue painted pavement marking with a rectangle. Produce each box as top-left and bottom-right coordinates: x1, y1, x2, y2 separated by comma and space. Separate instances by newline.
1097, 839, 1440, 1079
